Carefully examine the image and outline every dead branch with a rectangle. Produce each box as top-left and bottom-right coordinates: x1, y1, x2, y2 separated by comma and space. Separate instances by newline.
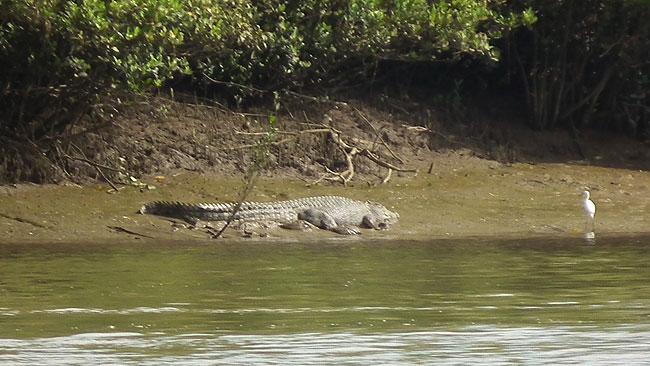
229, 128, 331, 149
230, 120, 416, 185
331, 146, 357, 185
68, 143, 121, 192
107, 225, 154, 239
381, 168, 393, 184
235, 130, 299, 136
310, 125, 416, 185
402, 125, 432, 133
59, 149, 126, 173
353, 107, 405, 163
230, 137, 294, 150
358, 149, 417, 173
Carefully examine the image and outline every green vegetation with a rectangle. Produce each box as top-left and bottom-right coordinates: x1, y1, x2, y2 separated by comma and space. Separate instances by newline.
0, 0, 529, 139
1, 0, 649, 181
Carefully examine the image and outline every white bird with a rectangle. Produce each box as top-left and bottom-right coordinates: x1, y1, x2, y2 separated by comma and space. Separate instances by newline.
581, 190, 596, 232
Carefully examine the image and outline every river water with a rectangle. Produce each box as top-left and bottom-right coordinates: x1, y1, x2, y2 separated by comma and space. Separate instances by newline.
1, 235, 650, 364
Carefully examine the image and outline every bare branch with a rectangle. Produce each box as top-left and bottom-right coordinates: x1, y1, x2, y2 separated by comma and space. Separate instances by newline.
68, 143, 121, 192
353, 107, 405, 163
202, 73, 266, 94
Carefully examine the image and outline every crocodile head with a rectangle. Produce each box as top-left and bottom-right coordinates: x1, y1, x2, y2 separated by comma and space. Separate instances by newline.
366, 201, 400, 228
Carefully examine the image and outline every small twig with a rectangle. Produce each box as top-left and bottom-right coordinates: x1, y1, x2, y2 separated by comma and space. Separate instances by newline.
24, 138, 67, 179
234, 128, 330, 137
334, 147, 357, 185
387, 101, 410, 115
54, 145, 73, 178
230, 128, 332, 150
354, 107, 405, 163
358, 149, 418, 173
403, 125, 432, 133
381, 168, 393, 184
235, 130, 299, 136
107, 225, 154, 239
213, 118, 277, 238
237, 112, 269, 117
212, 176, 255, 239
0, 213, 49, 229
284, 104, 295, 119
59, 151, 126, 173
299, 121, 330, 128
307, 125, 416, 185
167, 99, 229, 114
229, 137, 294, 150
166, 92, 229, 111
202, 73, 266, 94
402, 124, 467, 146
299, 128, 332, 134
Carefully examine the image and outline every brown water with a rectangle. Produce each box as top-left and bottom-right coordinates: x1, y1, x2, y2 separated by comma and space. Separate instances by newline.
1, 235, 650, 364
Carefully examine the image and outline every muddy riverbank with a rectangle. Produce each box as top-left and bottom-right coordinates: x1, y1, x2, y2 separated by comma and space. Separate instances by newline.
2, 95, 650, 244
1, 152, 649, 244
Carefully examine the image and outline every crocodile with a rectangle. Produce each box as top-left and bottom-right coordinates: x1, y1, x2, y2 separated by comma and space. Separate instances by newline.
139, 196, 399, 235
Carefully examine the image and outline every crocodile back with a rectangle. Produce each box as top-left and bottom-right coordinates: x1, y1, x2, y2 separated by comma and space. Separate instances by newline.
140, 201, 297, 222
140, 196, 398, 226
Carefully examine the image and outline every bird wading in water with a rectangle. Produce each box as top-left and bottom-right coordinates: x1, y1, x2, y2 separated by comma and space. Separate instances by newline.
581, 190, 596, 233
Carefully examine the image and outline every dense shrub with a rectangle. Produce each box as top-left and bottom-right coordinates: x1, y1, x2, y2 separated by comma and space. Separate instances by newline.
0, 0, 530, 142
507, 0, 650, 134
9, 0, 649, 181
2, 0, 648, 145
0, 0, 193, 141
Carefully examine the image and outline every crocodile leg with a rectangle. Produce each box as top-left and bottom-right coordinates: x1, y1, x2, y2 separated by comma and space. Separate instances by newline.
280, 221, 317, 231
361, 215, 389, 230
297, 208, 361, 235
331, 225, 361, 235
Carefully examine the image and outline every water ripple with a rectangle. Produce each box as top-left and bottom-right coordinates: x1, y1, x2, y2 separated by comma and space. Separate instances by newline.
2, 326, 650, 365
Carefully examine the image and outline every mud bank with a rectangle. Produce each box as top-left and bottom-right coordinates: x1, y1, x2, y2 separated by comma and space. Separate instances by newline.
1, 156, 648, 244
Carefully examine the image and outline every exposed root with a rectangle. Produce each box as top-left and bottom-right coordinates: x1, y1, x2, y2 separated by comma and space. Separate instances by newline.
307, 123, 417, 185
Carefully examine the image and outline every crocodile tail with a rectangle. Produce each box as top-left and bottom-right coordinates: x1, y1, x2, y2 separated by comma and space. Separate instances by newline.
139, 201, 196, 216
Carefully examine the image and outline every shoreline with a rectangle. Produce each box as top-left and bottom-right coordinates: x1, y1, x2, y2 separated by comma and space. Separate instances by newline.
1, 159, 649, 245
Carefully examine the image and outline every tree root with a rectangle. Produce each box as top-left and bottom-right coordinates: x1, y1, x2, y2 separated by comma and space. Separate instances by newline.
308, 128, 417, 186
